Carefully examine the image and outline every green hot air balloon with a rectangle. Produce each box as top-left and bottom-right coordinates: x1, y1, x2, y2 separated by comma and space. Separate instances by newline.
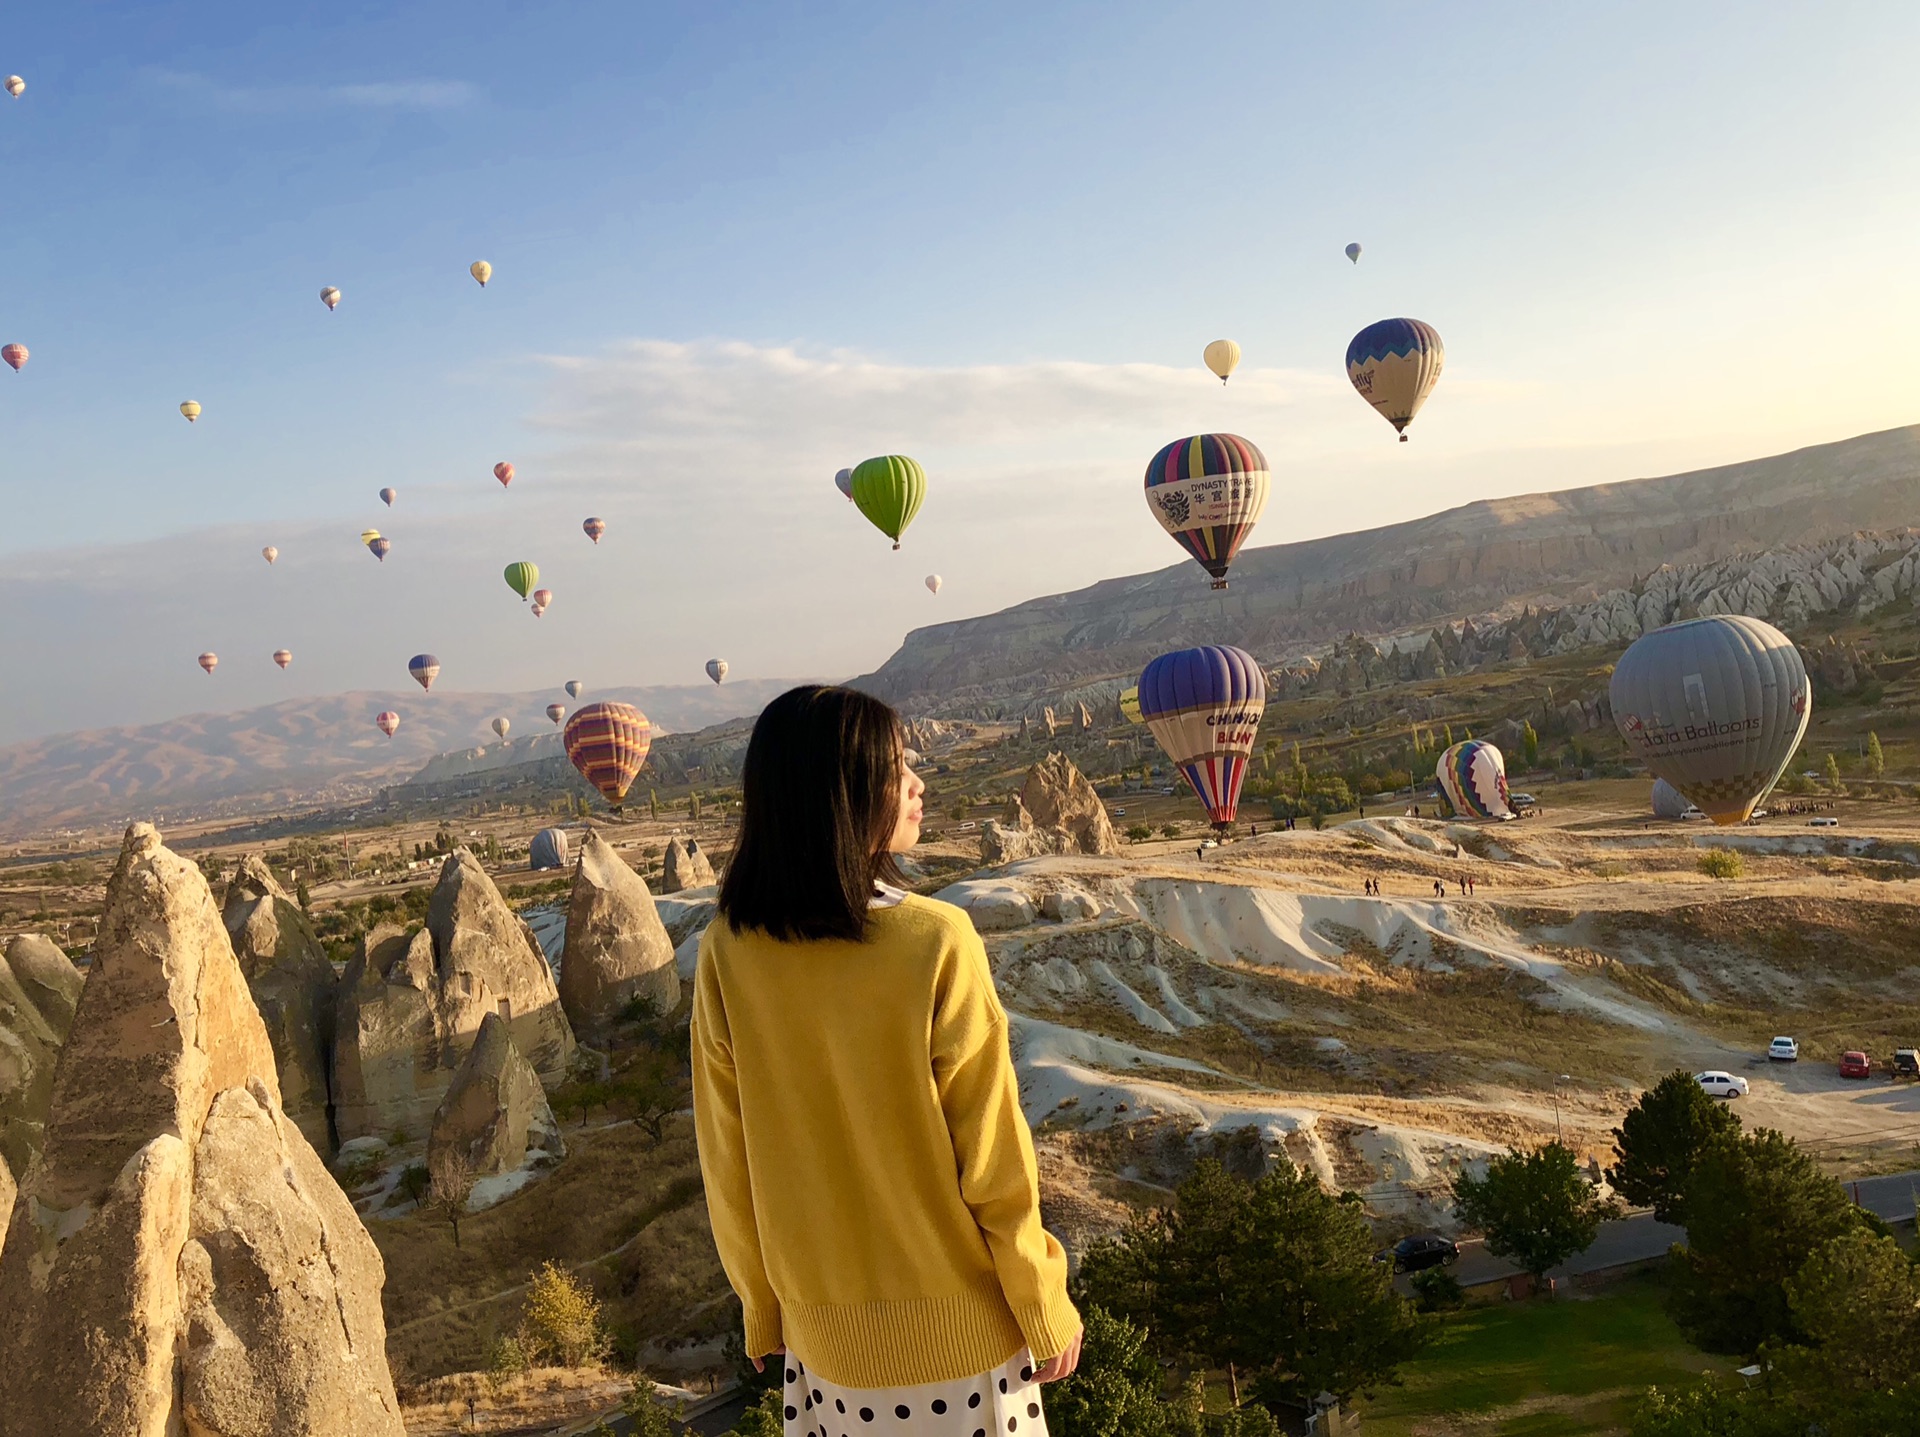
850, 455, 925, 550
503, 561, 539, 600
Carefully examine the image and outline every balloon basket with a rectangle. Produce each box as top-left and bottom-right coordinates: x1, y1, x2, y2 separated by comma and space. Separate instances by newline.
1210, 580, 1228, 590
892, 542, 901, 551
1399, 434, 1409, 443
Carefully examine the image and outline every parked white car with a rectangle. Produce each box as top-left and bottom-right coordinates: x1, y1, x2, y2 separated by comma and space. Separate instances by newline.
1769, 1036, 1800, 1062
1696, 1071, 1750, 1099
1809, 816, 1839, 827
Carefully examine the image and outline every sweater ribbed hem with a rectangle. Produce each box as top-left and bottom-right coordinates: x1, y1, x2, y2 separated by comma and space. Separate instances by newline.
742, 1305, 784, 1359
783, 1275, 1029, 1388
1010, 1292, 1084, 1365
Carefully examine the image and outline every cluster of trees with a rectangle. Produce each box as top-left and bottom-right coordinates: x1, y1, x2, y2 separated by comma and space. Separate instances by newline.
1042, 1157, 1432, 1434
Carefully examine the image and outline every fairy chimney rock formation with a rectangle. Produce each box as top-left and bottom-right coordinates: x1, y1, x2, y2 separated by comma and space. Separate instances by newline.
0, 822, 403, 1437
222, 853, 338, 1152
661, 835, 716, 894
559, 831, 681, 1029
4, 934, 82, 1036
427, 1012, 564, 1180
980, 751, 1120, 864
0, 954, 63, 1227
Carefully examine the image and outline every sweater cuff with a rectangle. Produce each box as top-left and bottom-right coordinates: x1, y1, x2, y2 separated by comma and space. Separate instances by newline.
743, 1304, 784, 1359
1011, 1293, 1082, 1365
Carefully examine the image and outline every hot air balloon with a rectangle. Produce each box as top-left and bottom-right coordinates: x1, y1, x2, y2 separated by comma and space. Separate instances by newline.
376, 711, 400, 738
368, 537, 391, 561
1610, 615, 1811, 827
407, 653, 440, 692
1651, 777, 1695, 819
262, 546, 278, 564
1120, 686, 1143, 725
1346, 318, 1444, 442
320, 286, 340, 311
379, 487, 396, 507
360, 529, 382, 545
491, 716, 511, 740
564, 702, 653, 808
1137, 645, 1266, 829
1203, 339, 1240, 385
1143, 434, 1270, 590
1437, 741, 1513, 820
529, 828, 569, 871
850, 455, 926, 550
273, 649, 292, 669
531, 605, 547, 619
706, 659, 728, 685
494, 462, 514, 487
180, 401, 201, 423
565, 680, 584, 699
4, 76, 23, 98
2, 344, 26, 372
582, 517, 606, 544
503, 562, 538, 600
530, 587, 552, 610
471, 260, 491, 287
834, 467, 854, 501
925, 574, 942, 594
198, 652, 218, 675
1345, 242, 1362, 264
546, 703, 566, 725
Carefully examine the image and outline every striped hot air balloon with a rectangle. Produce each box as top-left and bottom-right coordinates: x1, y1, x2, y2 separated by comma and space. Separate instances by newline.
273, 649, 292, 669
320, 286, 341, 311
408, 654, 440, 691
368, 537, 391, 561
376, 711, 400, 737
2, 344, 26, 372
850, 455, 926, 549
582, 517, 606, 544
1143, 434, 1270, 590
1346, 318, 1444, 441
1137, 645, 1266, 829
504, 562, 538, 599
564, 701, 653, 807
491, 716, 511, 740
1437, 741, 1512, 820
198, 652, 218, 675
705, 658, 728, 684
546, 703, 566, 725
180, 400, 201, 423
494, 461, 514, 487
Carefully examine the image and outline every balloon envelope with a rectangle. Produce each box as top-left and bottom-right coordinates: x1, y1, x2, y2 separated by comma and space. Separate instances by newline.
925, 574, 942, 594
379, 487, 396, 507
1120, 686, 1143, 725
261, 546, 278, 564
582, 517, 606, 544
834, 467, 854, 501
1, 344, 26, 371
3, 77, 22, 98
564, 701, 653, 807
850, 455, 926, 549
1345, 242, 1362, 263
1610, 615, 1811, 826
1437, 741, 1513, 820
1651, 777, 1695, 819
273, 649, 292, 669
565, 680, 584, 699
471, 260, 491, 286
546, 703, 566, 725
1137, 645, 1266, 827
407, 654, 440, 691
491, 717, 510, 739
368, 537, 391, 561
503, 562, 538, 599
530, 588, 552, 609
320, 286, 340, 310
198, 652, 217, 674
180, 401, 201, 422
376, 711, 399, 737
1346, 318, 1444, 441
1143, 434, 1270, 590
494, 461, 514, 487
1203, 339, 1240, 384
706, 659, 728, 684
529, 828, 569, 871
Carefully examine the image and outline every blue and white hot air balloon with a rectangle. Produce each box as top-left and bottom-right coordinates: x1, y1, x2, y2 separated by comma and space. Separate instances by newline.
407, 653, 441, 692
1437, 740, 1512, 820
1346, 318, 1444, 441
1136, 645, 1267, 829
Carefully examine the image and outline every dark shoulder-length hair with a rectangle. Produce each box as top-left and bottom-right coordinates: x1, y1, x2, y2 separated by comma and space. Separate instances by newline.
717, 684, 907, 942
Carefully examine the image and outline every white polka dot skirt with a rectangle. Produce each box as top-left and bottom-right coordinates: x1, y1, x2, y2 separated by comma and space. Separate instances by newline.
783, 1348, 1048, 1437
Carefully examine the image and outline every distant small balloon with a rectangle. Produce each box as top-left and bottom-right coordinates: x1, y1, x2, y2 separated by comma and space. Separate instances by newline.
261, 546, 278, 564
582, 517, 606, 544
706, 658, 728, 685
546, 703, 566, 725
180, 400, 201, 423
565, 680, 584, 699
407, 654, 440, 692
273, 649, 292, 669
320, 286, 341, 311
470, 260, 491, 287
503, 561, 538, 599
531, 603, 547, 618
531, 587, 552, 610
491, 716, 510, 740
376, 710, 400, 737
360, 529, 382, 545
1, 344, 26, 372
368, 537, 391, 561
4, 77, 22, 99
198, 652, 218, 675
1345, 242, 1362, 264
1203, 339, 1240, 385
834, 467, 854, 501
494, 461, 514, 488
925, 574, 942, 594
379, 487, 396, 507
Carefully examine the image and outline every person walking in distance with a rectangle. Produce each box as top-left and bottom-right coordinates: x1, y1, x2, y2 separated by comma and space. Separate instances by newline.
693, 686, 1083, 1436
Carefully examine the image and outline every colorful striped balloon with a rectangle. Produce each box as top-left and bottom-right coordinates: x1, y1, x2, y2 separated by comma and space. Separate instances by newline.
1136, 645, 1266, 828
376, 711, 400, 737
546, 703, 566, 725
1, 344, 26, 372
273, 649, 292, 669
1142, 434, 1270, 590
494, 461, 514, 487
198, 652, 218, 675
582, 517, 606, 544
1346, 318, 1444, 441
1436, 740, 1512, 820
408, 654, 440, 691
563, 701, 653, 807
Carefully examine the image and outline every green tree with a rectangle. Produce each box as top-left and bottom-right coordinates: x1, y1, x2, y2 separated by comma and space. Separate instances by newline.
1443, 723, 1455, 748
622, 1380, 687, 1437
1521, 721, 1540, 769
1159, 823, 1180, 839
1629, 1379, 1801, 1437
1866, 731, 1886, 779
1043, 1306, 1171, 1437
1824, 752, 1844, 794
1451, 1142, 1618, 1284
1668, 1128, 1867, 1354
729, 1387, 784, 1437
1776, 1227, 1920, 1403
517, 1261, 606, 1368
1126, 824, 1154, 844
1608, 1070, 1742, 1224
615, 1052, 686, 1145
648, 788, 660, 820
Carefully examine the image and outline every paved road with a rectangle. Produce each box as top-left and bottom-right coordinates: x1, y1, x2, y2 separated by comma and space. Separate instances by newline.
1449, 1167, 1920, 1288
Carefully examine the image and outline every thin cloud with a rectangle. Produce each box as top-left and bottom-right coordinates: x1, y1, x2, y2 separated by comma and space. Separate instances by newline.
147, 69, 477, 113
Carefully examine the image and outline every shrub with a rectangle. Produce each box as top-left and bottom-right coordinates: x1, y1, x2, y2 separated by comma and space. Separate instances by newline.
1126, 824, 1154, 844
517, 1261, 607, 1369
1696, 849, 1744, 880
1410, 1267, 1464, 1312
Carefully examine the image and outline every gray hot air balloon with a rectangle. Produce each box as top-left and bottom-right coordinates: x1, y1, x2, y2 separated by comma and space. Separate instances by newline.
1650, 777, 1694, 819
529, 827, 570, 871
1609, 615, 1810, 826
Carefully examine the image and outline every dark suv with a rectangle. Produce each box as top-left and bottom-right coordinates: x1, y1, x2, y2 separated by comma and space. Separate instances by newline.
1374, 1235, 1460, 1273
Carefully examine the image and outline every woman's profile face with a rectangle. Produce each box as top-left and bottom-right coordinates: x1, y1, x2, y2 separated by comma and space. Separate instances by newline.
886, 750, 926, 853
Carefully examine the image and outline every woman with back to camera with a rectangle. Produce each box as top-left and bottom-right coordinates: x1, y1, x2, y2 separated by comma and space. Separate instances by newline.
692, 685, 1082, 1437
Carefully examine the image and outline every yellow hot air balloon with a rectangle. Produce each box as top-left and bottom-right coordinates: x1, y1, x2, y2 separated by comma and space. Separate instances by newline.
179, 400, 201, 423
470, 260, 492, 287
360, 529, 382, 545
1203, 339, 1241, 385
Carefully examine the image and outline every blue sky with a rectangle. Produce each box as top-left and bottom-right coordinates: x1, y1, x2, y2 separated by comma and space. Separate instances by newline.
2, 2, 1918, 742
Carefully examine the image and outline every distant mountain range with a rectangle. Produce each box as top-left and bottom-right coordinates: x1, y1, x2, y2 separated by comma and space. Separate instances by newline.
855, 425, 1920, 710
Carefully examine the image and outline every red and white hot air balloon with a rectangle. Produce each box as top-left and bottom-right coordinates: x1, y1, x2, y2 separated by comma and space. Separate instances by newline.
376, 711, 400, 737
262, 545, 278, 564
1, 344, 26, 372
494, 462, 514, 488
546, 703, 566, 725
582, 517, 606, 544
273, 649, 292, 669
531, 588, 552, 610
198, 652, 218, 675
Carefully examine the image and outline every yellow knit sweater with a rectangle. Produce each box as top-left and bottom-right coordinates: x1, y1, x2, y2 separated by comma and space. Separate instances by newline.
691, 893, 1080, 1389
